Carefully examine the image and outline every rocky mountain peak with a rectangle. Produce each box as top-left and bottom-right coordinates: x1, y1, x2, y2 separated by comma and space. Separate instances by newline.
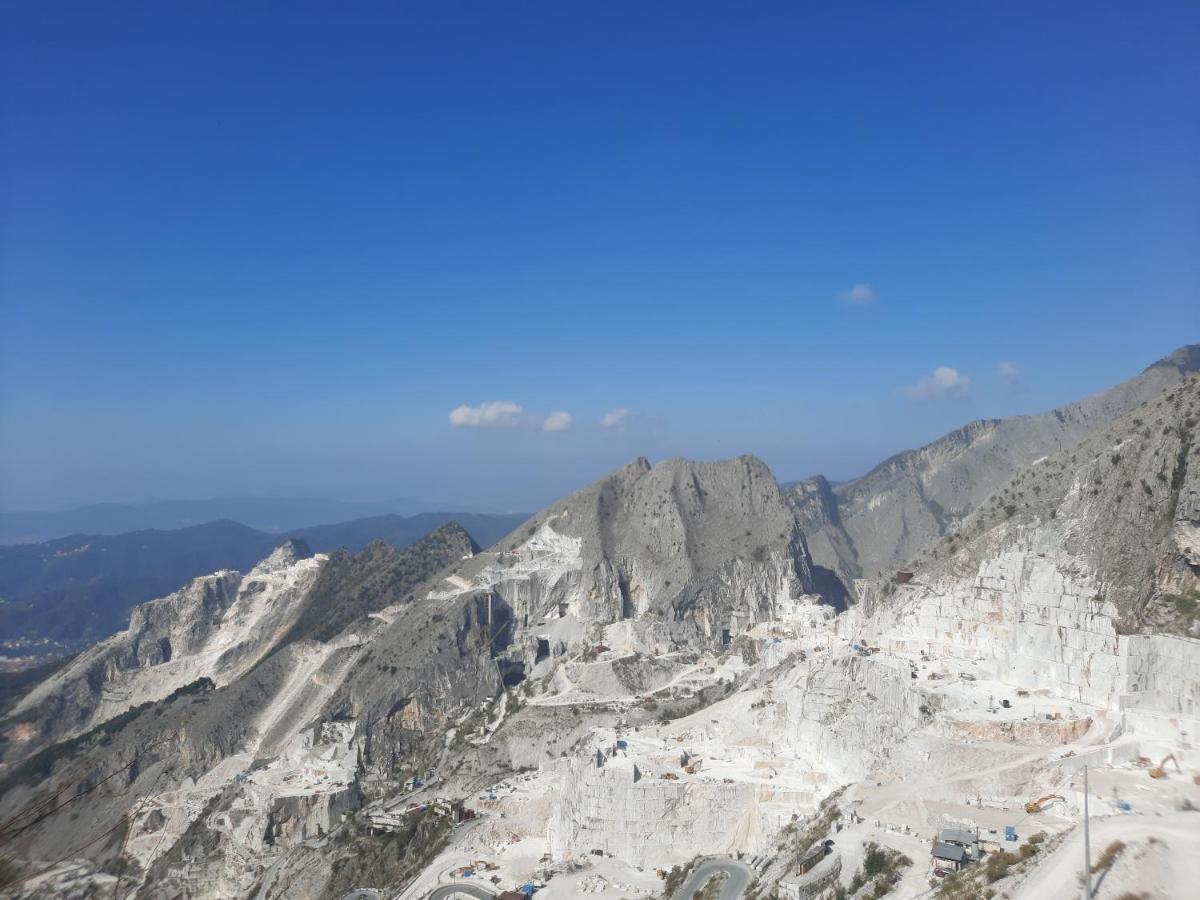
549, 455, 805, 573
914, 373, 1200, 621
788, 343, 1200, 599
425, 520, 478, 552
1151, 342, 1200, 374
252, 537, 315, 574
464, 454, 820, 647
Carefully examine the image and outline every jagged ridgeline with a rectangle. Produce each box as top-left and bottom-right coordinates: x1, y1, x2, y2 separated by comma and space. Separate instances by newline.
0, 526, 478, 772
893, 371, 1200, 633
788, 344, 1200, 597
479, 454, 816, 640
0, 511, 527, 649
280, 523, 478, 645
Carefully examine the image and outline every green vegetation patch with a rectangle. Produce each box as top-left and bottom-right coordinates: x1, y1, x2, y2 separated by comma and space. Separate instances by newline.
0, 657, 73, 718
1142, 589, 1200, 638
0, 677, 213, 793
322, 805, 451, 898
281, 524, 474, 646
842, 842, 912, 898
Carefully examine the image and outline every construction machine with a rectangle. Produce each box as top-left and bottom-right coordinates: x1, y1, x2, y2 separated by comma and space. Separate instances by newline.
1148, 753, 1181, 779
1024, 794, 1065, 813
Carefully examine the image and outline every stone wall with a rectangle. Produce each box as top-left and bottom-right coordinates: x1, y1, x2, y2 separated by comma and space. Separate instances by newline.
1122, 633, 1200, 717
766, 654, 932, 783
779, 851, 841, 900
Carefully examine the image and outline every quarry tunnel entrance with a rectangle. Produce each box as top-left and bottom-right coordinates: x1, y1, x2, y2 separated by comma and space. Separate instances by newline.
498, 659, 526, 687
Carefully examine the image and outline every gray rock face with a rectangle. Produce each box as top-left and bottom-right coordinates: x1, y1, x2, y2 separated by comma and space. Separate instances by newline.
897, 371, 1200, 626
281, 523, 478, 644
788, 344, 1200, 595
850, 374, 1200, 718
425, 455, 820, 691
334, 455, 818, 778
539, 455, 815, 638
784, 474, 856, 608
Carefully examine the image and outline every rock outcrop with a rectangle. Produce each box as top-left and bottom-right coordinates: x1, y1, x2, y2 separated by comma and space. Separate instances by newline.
788, 344, 1200, 597
489, 455, 817, 652
854, 374, 1200, 718
1, 539, 324, 762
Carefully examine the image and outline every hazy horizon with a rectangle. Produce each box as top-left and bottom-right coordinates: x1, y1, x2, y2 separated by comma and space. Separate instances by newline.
2, 340, 1194, 515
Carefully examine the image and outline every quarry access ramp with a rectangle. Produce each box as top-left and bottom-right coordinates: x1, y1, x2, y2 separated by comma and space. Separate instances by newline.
424, 884, 497, 900
672, 858, 754, 900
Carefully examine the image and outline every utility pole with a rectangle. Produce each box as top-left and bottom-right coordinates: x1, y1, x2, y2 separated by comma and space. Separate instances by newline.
1082, 765, 1092, 900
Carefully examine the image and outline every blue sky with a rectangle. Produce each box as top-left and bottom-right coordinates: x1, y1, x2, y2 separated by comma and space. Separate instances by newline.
1, 2, 1197, 512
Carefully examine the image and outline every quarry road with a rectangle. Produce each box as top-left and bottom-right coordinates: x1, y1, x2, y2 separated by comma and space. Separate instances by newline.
673, 858, 753, 900
424, 884, 496, 900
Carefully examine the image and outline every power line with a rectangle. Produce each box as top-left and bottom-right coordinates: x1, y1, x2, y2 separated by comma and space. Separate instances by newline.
0, 763, 169, 896
0, 794, 152, 894
0, 735, 172, 842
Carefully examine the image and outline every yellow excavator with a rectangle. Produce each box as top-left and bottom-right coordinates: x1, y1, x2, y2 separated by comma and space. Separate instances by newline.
1148, 753, 1181, 779
1025, 794, 1065, 813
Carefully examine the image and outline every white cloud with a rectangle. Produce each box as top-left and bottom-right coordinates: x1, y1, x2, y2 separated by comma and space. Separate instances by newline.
906, 366, 972, 400
448, 401, 523, 428
541, 410, 573, 432
600, 407, 630, 429
997, 361, 1023, 382
837, 283, 877, 305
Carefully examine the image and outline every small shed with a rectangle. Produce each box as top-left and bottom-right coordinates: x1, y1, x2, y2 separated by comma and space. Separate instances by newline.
939, 827, 978, 847
932, 841, 969, 872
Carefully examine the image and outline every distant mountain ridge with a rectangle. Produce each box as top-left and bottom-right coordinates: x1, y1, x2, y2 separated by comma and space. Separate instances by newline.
787, 344, 1200, 597
0, 512, 527, 650
0, 495, 495, 545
